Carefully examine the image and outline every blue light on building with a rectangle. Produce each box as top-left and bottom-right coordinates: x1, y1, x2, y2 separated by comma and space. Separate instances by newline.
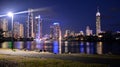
53, 22, 59, 25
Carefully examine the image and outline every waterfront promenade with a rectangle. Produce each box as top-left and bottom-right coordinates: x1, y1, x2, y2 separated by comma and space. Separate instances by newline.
0, 49, 120, 67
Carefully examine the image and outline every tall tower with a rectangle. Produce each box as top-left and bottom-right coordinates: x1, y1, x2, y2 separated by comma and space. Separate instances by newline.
0, 19, 8, 37
50, 25, 54, 39
64, 30, 70, 37
13, 22, 20, 38
35, 15, 42, 39
27, 9, 34, 38
96, 8, 101, 35
86, 26, 92, 36
19, 23, 24, 38
52, 22, 61, 40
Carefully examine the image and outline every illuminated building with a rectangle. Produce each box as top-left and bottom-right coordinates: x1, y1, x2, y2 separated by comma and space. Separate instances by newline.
70, 31, 75, 36
26, 9, 34, 38
34, 15, 42, 39
64, 30, 70, 37
13, 22, 20, 38
13, 22, 24, 38
0, 18, 8, 37
19, 23, 24, 38
96, 8, 101, 35
50, 25, 54, 39
80, 31, 84, 35
86, 26, 93, 36
52, 22, 61, 40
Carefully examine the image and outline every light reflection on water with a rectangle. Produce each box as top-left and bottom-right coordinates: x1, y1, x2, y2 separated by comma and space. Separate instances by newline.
65, 41, 68, 53
97, 42, 102, 54
0, 41, 120, 55
14, 42, 24, 49
53, 41, 59, 54
86, 42, 90, 54
80, 42, 84, 53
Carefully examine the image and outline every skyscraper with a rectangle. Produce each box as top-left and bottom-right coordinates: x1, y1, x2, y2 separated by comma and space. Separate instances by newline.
50, 25, 54, 39
13, 22, 24, 38
86, 26, 92, 36
19, 23, 24, 38
64, 30, 70, 37
96, 8, 101, 35
52, 22, 61, 40
35, 15, 42, 39
13, 22, 20, 38
79, 31, 84, 36
0, 18, 8, 37
27, 9, 34, 38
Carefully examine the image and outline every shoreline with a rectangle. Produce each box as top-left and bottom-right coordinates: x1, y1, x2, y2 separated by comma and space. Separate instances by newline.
0, 48, 119, 58
0, 48, 120, 67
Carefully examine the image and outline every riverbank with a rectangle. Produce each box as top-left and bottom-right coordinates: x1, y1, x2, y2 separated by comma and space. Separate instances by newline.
0, 49, 120, 67
0, 54, 108, 67
0, 49, 119, 58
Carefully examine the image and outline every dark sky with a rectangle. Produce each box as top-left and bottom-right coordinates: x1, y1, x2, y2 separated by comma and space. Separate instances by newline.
0, 0, 120, 35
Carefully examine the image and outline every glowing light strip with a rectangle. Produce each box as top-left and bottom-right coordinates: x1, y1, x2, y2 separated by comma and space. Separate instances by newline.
0, 7, 49, 17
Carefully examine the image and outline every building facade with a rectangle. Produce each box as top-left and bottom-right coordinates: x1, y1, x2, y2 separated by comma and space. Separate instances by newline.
96, 8, 101, 35
19, 23, 24, 38
13, 22, 24, 38
52, 22, 61, 40
86, 26, 93, 36
0, 18, 8, 37
13, 22, 20, 38
26, 9, 34, 38
64, 30, 70, 37
34, 15, 42, 39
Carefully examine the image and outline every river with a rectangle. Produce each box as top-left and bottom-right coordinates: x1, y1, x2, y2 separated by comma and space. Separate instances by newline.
0, 40, 120, 55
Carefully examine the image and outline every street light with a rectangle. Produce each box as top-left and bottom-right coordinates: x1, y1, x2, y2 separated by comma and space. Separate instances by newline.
7, 12, 14, 17
7, 12, 14, 49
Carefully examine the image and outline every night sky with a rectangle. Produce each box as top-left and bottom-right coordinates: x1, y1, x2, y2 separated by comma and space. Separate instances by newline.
0, 0, 120, 35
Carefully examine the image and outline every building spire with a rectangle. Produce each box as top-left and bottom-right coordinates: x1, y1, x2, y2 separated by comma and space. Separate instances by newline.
96, 6, 100, 16
97, 6, 99, 12
96, 6, 101, 35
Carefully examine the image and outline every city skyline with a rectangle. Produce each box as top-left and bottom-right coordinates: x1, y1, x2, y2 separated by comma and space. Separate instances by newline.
0, 1, 120, 66
0, 0, 120, 35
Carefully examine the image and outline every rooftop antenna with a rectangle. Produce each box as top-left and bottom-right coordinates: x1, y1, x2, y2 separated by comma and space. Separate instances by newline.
97, 6, 99, 12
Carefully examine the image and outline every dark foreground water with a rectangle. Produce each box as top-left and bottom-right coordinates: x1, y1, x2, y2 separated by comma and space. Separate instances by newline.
0, 40, 120, 55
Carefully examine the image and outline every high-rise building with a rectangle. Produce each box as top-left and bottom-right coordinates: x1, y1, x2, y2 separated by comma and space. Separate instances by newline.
64, 30, 70, 37
14, 22, 20, 38
70, 31, 75, 36
19, 23, 24, 38
13, 22, 24, 38
96, 8, 101, 35
26, 9, 34, 38
80, 31, 84, 36
50, 25, 54, 39
0, 18, 8, 37
86, 26, 93, 36
34, 15, 42, 39
52, 22, 61, 40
